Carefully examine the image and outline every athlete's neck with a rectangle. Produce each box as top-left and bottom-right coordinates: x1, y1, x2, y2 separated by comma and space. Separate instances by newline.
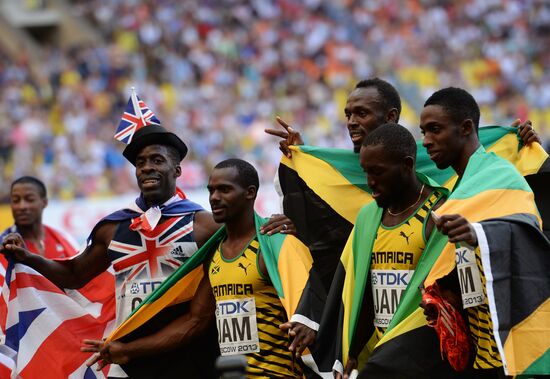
17, 222, 44, 243
143, 190, 177, 209
389, 178, 423, 212
223, 213, 256, 259
452, 139, 480, 178
225, 213, 255, 241
383, 178, 428, 227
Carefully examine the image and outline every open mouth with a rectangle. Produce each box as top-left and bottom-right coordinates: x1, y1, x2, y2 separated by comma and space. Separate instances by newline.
350, 132, 363, 143
141, 178, 160, 187
211, 206, 225, 215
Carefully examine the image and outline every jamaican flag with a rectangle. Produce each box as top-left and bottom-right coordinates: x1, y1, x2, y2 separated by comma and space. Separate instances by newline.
105, 212, 313, 369
278, 127, 549, 333
414, 146, 549, 377
308, 146, 549, 378
278, 126, 549, 252
278, 126, 549, 377
472, 214, 550, 376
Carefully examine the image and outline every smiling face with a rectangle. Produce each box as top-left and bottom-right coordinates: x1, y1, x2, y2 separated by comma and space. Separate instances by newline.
344, 87, 389, 153
10, 183, 47, 227
207, 166, 256, 224
360, 143, 411, 209
135, 144, 181, 206
419, 104, 464, 171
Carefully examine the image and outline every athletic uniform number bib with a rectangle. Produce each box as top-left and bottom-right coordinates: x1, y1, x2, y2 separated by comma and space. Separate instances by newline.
119, 278, 164, 320
455, 245, 485, 308
371, 269, 414, 327
216, 297, 260, 356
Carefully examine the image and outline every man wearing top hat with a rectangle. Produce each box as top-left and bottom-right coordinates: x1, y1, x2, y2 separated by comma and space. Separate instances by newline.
2, 124, 292, 378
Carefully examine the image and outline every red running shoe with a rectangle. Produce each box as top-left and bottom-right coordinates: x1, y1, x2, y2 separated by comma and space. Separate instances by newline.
421, 283, 471, 372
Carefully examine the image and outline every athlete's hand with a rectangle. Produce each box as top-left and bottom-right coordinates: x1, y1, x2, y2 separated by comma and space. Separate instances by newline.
82, 339, 131, 370
280, 321, 316, 355
1, 233, 30, 262
265, 116, 304, 158
260, 214, 296, 236
334, 357, 358, 379
511, 119, 541, 145
432, 213, 477, 247
82, 339, 108, 370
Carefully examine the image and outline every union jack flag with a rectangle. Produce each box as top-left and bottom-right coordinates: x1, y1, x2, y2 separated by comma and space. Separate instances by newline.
109, 216, 196, 281
0, 260, 116, 378
114, 89, 161, 144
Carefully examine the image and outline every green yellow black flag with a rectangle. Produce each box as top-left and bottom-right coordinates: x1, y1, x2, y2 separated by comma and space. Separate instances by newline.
362, 146, 547, 377
278, 126, 549, 377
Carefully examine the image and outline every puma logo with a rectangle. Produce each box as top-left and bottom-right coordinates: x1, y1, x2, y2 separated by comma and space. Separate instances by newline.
400, 231, 414, 245
238, 262, 251, 275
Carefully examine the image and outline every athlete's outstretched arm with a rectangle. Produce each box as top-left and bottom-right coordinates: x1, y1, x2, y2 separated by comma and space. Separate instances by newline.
193, 207, 297, 242
1, 222, 115, 289
83, 265, 216, 369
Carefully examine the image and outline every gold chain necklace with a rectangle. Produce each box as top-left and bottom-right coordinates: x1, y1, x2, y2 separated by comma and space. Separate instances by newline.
387, 184, 425, 217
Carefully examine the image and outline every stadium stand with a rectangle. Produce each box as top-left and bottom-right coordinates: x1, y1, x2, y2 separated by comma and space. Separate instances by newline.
0, 0, 549, 202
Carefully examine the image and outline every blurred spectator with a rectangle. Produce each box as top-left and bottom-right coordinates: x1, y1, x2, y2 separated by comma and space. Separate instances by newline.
0, 0, 549, 202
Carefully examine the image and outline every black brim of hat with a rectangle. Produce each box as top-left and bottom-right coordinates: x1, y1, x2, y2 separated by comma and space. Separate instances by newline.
123, 126, 188, 165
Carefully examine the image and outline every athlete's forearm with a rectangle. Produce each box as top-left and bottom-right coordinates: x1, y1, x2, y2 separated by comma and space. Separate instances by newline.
122, 311, 215, 360
11, 222, 114, 289
3, 235, 77, 288
16, 242, 109, 289
19, 252, 84, 288
122, 273, 216, 360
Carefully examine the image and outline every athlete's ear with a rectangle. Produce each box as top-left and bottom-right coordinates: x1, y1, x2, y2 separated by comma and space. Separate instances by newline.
460, 119, 475, 137
402, 155, 415, 173
246, 185, 257, 200
174, 164, 182, 178
385, 108, 399, 123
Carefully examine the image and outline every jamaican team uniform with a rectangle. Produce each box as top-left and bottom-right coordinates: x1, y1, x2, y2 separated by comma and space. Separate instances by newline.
209, 236, 302, 378
371, 190, 442, 339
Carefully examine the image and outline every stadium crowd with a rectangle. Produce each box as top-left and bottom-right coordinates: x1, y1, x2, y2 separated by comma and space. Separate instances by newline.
0, 0, 549, 202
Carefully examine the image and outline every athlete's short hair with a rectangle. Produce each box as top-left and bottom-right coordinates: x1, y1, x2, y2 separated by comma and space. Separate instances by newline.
214, 159, 260, 191
362, 123, 416, 161
355, 78, 402, 122
11, 176, 47, 198
424, 87, 480, 132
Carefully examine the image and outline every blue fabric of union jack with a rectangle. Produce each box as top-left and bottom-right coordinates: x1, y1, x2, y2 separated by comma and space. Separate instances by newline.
114, 92, 161, 144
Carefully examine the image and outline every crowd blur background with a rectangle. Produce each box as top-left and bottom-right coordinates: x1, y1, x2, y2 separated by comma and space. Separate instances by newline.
0, 0, 549, 204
